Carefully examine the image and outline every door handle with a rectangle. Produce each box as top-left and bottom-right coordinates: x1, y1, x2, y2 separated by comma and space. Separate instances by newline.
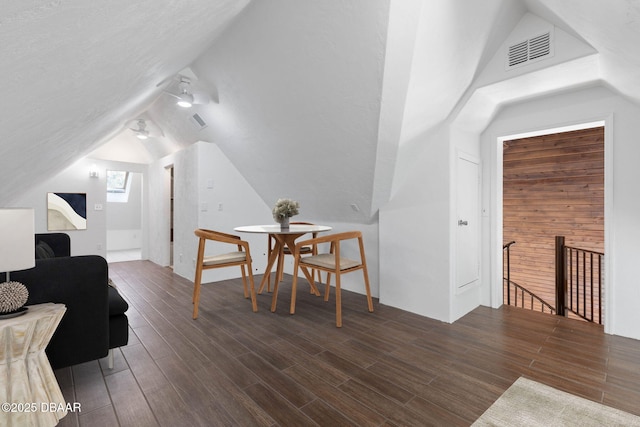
458, 220, 468, 226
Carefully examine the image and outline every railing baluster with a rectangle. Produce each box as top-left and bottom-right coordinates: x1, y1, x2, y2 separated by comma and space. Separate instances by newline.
569, 248, 573, 314
575, 248, 579, 313
598, 254, 602, 324
590, 252, 594, 322
582, 252, 587, 316
507, 244, 511, 305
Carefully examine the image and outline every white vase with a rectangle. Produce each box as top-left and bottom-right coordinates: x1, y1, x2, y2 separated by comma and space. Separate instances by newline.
280, 217, 290, 230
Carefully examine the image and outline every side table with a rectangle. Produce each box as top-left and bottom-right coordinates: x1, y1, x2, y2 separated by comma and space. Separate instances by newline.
0, 303, 68, 426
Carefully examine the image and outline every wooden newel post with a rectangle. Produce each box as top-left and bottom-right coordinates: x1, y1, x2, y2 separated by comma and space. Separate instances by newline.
555, 236, 566, 317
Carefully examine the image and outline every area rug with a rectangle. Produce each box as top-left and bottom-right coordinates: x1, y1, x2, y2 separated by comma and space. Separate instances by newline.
472, 377, 640, 426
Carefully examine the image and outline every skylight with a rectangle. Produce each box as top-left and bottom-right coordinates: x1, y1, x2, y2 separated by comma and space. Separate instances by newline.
107, 170, 129, 193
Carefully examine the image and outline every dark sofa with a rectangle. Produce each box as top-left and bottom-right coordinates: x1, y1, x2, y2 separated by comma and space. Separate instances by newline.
2, 233, 129, 369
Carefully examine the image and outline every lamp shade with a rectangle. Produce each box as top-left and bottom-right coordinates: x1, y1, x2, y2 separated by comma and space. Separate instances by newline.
0, 208, 35, 272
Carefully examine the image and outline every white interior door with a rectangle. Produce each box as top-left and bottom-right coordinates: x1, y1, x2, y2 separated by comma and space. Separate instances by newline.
456, 152, 480, 289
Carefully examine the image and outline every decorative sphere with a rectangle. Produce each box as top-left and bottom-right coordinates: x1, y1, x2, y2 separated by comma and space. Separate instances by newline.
0, 281, 29, 313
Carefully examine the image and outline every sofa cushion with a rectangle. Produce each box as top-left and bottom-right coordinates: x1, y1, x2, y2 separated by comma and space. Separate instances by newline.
108, 285, 129, 316
35, 241, 56, 259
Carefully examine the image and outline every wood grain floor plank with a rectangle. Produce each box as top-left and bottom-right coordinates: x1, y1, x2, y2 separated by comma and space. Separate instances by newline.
192, 363, 274, 427
104, 369, 157, 427
237, 352, 317, 408
153, 355, 237, 424
71, 361, 112, 414
243, 382, 317, 427
271, 339, 352, 387
316, 351, 415, 404
337, 379, 429, 426
77, 403, 118, 426
143, 383, 203, 427
285, 363, 387, 427
301, 398, 361, 427
120, 343, 171, 394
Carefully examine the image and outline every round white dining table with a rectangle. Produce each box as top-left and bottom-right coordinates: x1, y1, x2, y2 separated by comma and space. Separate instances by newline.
234, 224, 332, 294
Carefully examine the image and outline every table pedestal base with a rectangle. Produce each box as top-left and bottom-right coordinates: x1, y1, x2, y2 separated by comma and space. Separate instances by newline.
0, 303, 68, 427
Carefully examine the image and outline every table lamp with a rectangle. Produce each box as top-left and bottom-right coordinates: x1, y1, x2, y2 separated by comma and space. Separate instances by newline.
0, 208, 35, 315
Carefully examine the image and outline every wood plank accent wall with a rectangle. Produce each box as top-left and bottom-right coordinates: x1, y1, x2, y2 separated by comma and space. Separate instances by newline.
503, 126, 604, 308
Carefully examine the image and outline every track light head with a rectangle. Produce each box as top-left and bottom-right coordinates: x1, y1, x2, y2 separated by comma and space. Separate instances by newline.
177, 93, 193, 108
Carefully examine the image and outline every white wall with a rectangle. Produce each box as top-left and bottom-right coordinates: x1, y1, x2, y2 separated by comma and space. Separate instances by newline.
481, 85, 640, 340
379, 125, 452, 321
193, 141, 273, 282
8, 157, 107, 256
147, 141, 273, 282
188, 0, 390, 223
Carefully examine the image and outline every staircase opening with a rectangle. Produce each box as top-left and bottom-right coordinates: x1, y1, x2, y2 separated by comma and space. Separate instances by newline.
502, 125, 605, 321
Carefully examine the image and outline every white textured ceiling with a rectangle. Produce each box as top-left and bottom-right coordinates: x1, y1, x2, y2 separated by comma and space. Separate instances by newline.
2, 0, 640, 222
0, 0, 250, 203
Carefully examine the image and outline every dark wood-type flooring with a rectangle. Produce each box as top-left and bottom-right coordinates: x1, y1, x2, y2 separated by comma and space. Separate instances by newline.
54, 260, 640, 426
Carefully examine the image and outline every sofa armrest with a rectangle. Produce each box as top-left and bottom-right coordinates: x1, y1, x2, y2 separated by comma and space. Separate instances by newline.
11, 255, 109, 369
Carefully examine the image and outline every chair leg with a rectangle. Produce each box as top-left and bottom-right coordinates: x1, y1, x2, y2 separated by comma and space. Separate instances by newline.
324, 273, 332, 301
289, 257, 302, 314
358, 238, 374, 313
240, 265, 249, 299
192, 266, 204, 319
107, 349, 114, 369
335, 273, 342, 328
362, 265, 374, 313
247, 267, 258, 313
300, 266, 320, 296
193, 239, 205, 319
266, 236, 273, 292
309, 268, 322, 293
290, 274, 298, 315
277, 246, 285, 283
260, 238, 281, 294
271, 278, 280, 312
192, 273, 202, 319
266, 269, 272, 293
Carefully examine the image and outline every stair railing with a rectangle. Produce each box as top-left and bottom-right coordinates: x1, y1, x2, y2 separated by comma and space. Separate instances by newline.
503, 241, 556, 314
555, 236, 603, 324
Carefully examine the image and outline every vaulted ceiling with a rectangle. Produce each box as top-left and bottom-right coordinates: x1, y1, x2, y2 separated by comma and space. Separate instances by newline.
2, 0, 640, 222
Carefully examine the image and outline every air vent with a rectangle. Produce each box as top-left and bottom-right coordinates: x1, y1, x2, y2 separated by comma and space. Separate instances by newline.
190, 113, 208, 130
506, 30, 553, 70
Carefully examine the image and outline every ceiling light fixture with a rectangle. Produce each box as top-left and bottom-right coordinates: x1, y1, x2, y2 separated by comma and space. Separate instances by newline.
177, 92, 193, 108
130, 119, 150, 140
176, 78, 194, 108
156, 74, 211, 108
162, 76, 210, 108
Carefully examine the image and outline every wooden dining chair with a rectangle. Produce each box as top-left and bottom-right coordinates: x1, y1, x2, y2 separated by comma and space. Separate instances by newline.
265, 221, 322, 291
275, 230, 374, 327
192, 229, 258, 319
